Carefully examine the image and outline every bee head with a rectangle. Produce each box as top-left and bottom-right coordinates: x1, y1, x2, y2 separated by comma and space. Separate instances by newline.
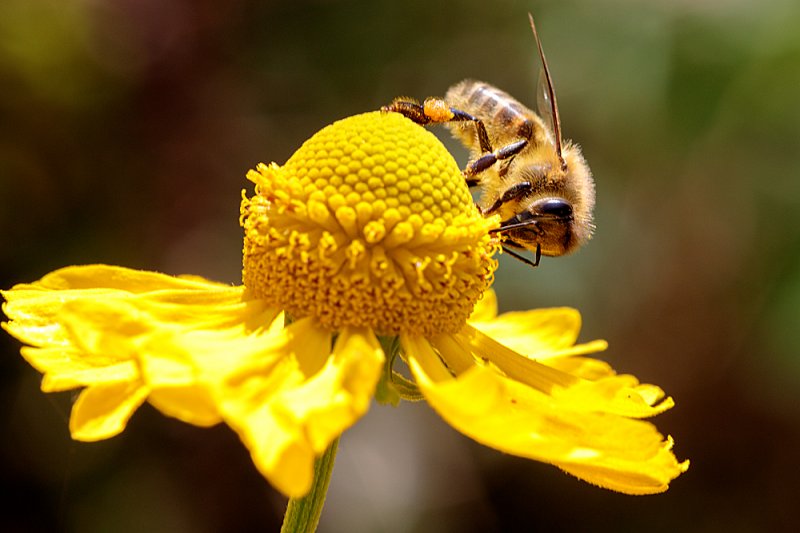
500, 196, 579, 256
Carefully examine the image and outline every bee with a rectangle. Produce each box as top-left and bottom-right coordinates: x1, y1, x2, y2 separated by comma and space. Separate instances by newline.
381, 13, 595, 267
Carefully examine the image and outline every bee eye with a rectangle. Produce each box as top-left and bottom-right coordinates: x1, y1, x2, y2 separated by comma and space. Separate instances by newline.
536, 198, 573, 218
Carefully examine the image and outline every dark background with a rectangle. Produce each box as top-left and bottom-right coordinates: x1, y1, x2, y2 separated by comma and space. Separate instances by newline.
2, 0, 800, 531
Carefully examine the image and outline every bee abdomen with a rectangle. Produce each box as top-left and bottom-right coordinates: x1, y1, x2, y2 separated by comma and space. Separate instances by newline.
446, 80, 534, 143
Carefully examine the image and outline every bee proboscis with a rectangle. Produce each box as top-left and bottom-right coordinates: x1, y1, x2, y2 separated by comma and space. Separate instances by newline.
381, 13, 595, 267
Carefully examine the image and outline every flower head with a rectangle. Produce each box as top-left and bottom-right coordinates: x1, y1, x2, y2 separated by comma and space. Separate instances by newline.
3, 111, 686, 499
241, 111, 497, 336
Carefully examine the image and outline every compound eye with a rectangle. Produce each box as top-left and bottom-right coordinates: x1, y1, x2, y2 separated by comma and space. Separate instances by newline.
535, 198, 573, 218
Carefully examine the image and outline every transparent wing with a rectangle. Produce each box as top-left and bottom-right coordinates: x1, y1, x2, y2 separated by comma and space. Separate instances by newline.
536, 67, 556, 137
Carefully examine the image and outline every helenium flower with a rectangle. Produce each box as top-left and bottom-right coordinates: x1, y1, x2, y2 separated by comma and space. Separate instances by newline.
2, 112, 687, 504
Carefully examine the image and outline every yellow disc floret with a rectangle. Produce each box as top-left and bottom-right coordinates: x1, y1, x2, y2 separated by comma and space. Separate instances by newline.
241, 111, 499, 336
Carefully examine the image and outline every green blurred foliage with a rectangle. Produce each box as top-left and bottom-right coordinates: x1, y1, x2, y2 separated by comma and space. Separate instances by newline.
2, 0, 800, 531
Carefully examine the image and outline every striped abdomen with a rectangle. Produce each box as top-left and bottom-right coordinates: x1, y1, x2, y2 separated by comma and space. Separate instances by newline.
445, 80, 550, 154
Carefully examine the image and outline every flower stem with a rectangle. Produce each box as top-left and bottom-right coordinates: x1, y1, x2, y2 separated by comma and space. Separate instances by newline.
280, 437, 339, 533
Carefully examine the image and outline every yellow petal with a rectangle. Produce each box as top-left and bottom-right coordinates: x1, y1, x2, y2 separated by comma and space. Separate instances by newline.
558, 436, 689, 495
70, 381, 150, 441
207, 319, 330, 497
469, 307, 586, 358
140, 322, 288, 427
196, 326, 315, 496
209, 320, 384, 498
131, 289, 276, 332
148, 387, 221, 427
275, 326, 384, 452
3, 264, 280, 439
406, 347, 687, 495
19, 346, 139, 392
2, 265, 252, 348
459, 326, 672, 418
454, 326, 578, 392
550, 374, 675, 418
28, 264, 229, 292
542, 355, 616, 380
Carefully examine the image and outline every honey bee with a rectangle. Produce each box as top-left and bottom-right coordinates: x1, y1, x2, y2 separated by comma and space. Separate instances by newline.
381, 13, 595, 267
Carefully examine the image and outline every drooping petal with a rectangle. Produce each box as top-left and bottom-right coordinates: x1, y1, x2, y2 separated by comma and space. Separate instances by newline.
469, 306, 607, 360
70, 381, 150, 441
23, 264, 230, 292
144, 321, 289, 427
549, 373, 675, 418
208, 319, 384, 498
210, 332, 313, 497
404, 337, 687, 495
20, 346, 139, 392
147, 386, 222, 427
2, 265, 280, 440
276, 326, 385, 452
139, 333, 223, 427
541, 355, 616, 380
457, 325, 673, 418
2, 265, 251, 349
444, 326, 578, 392
557, 436, 686, 494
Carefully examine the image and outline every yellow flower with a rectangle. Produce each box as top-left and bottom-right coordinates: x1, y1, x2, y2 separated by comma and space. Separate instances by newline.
2, 111, 686, 499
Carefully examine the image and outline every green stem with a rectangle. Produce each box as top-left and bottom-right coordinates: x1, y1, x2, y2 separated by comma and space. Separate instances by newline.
280, 437, 340, 533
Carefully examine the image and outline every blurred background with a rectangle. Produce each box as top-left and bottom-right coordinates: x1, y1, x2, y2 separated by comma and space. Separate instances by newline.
2, 0, 799, 531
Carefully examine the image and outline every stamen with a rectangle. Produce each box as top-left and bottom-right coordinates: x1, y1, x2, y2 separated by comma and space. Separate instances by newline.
241, 112, 500, 336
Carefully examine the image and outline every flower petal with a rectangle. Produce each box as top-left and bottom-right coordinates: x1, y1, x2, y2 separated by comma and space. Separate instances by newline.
550, 374, 675, 418
70, 381, 150, 441
147, 387, 221, 427
3, 265, 281, 439
208, 319, 383, 498
469, 306, 586, 358
275, 326, 384, 452
458, 326, 673, 418
206, 329, 313, 496
405, 342, 687, 495
141, 321, 288, 427
26, 264, 229, 292
2, 265, 254, 348
20, 346, 139, 392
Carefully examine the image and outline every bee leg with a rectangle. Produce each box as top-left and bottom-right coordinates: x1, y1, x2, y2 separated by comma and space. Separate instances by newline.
381, 99, 431, 124
465, 139, 528, 179
481, 180, 532, 215
446, 107, 493, 154
382, 98, 493, 153
501, 244, 541, 268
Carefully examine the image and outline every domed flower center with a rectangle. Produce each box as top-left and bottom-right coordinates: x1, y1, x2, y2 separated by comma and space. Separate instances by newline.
241, 112, 499, 336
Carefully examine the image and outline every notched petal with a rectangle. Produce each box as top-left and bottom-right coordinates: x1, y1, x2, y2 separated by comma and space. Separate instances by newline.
275, 326, 384, 452
208, 321, 383, 498
551, 374, 675, 418
469, 307, 584, 357
408, 354, 687, 495
70, 381, 150, 441
33, 265, 228, 293
4, 264, 280, 443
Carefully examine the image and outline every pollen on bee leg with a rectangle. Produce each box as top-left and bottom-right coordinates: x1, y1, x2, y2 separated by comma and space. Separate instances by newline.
423, 98, 455, 122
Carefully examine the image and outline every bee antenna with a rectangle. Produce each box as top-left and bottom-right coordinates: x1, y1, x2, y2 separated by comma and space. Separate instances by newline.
528, 13, 566, 172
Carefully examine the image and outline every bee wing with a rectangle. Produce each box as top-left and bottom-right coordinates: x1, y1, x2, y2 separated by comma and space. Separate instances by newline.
528, 12, 565, 170
536, 68, 556, 136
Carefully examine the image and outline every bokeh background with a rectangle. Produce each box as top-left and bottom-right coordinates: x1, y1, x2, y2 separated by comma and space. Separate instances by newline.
2, 0, 799, 531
